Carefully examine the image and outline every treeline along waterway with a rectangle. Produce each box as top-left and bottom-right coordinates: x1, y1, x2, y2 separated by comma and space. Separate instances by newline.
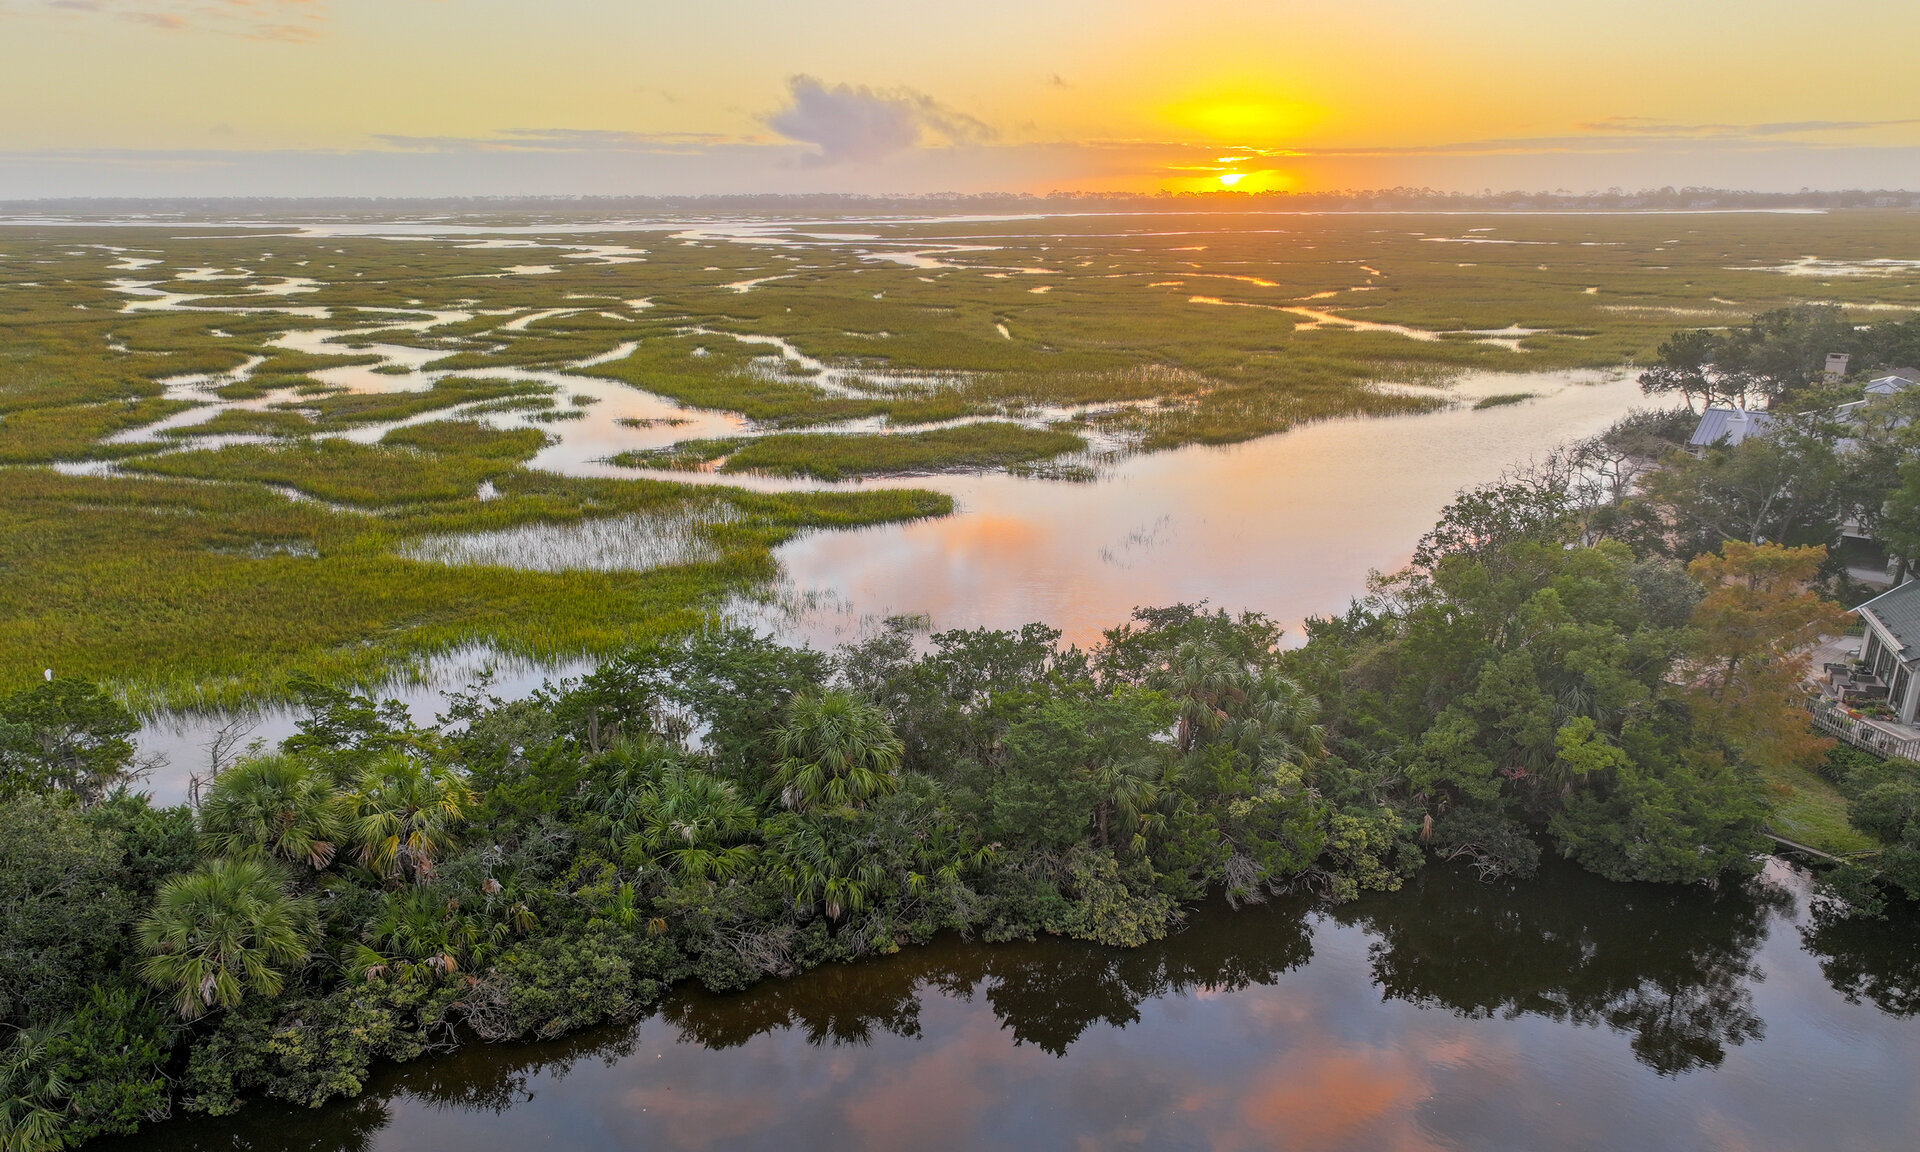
104, 858, 1920, 1151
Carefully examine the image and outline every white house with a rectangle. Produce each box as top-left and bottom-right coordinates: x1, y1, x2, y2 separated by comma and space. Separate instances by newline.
1855, 579, 1920, 724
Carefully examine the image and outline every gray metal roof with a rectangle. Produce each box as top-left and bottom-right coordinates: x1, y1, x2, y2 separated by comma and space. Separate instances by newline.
1688, 407, 1774, 448
1857, 580, 1920, 662
1866, 372, 1920, 395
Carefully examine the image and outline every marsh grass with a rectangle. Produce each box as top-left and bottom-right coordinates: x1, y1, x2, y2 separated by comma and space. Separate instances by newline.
580, 333, 890, 425
1474, 392, 1540, 409
380, 420, 548, 460
0, 398, 196, 462
162, 408, 314, 439
127, 439, 519, 505
0, 462, 947, 708
6, 213, 1919, 707
607, 438, 740, 471
283, 377, 550, 427
719, 422, 1087, 480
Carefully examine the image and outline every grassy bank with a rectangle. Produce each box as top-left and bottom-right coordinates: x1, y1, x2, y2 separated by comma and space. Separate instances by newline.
1757, 759, 1882, 856
0, 460, 948, 710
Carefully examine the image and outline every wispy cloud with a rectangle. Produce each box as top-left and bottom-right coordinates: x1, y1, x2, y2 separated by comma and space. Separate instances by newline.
1579, 115, 1920, 138
31, 0, 327, 42
764, 75, 996, 165
372, 128, 740, 154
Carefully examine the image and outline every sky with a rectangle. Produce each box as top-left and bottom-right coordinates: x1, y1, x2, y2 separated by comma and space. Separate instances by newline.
1, 0, 1917, 198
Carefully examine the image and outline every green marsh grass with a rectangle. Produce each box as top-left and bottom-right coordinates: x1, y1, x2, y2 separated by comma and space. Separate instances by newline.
6, 213, 1918, 708
718, 422, 1087, 480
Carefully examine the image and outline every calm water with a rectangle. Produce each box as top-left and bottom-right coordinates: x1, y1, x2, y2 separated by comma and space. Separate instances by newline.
115, 858, 1920, 1151
135, 368, 1647, 799
749, 368, 1648, 648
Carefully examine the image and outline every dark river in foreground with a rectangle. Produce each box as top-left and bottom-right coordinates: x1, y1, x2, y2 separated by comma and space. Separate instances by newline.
118, 858, 1920, 1152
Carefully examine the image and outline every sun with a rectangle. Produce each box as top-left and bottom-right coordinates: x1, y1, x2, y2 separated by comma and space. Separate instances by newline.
1218, 172, 1247, 187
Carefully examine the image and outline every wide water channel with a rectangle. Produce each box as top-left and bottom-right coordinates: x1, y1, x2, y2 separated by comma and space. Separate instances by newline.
111, 858, 1920, 1151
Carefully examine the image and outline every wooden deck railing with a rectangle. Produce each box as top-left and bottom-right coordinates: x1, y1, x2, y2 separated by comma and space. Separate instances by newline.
1808, 697, 1920, 761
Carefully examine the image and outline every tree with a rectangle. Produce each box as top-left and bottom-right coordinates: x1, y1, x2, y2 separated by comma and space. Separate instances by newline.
1639, 415, 1853, 558
198, 755, 346, 870
1638, 328, 1722, 411
622, 768, 762, 882
1681, 542, 1849, 773
349, 755, 473, 885
137, 858, 313, 1020
0, 797, 137, 1028
0, 679, 138, 805
1641, 306, 1858, 411
771, 691, 904, 812
763, 813, 887, 922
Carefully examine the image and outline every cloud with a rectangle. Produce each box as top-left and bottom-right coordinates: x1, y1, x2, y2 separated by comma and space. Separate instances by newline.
764, 75, 995, 166
1578, 115, 1920, 139
372, 128, 737, 154
30, 0, 327, 41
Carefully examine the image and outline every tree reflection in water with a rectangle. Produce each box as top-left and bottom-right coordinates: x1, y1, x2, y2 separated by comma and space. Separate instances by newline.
1333, 858, 1787, 1075
664, 895, 1317, 1056
1800, 897, 1920, 1017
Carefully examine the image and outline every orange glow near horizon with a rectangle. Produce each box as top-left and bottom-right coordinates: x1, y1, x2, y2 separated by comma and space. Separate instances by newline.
1160, 94, 1322, 142
2, 0, 1918, 196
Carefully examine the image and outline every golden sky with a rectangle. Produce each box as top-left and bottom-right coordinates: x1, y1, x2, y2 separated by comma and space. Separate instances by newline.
2, 0, 1917, 196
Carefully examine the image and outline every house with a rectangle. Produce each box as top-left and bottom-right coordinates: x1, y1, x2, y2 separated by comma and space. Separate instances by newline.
1854, 580, 1920, 723
1687, 407, 1773, 452
1685, 366, 1920, 454
1865, 368, 1920, 396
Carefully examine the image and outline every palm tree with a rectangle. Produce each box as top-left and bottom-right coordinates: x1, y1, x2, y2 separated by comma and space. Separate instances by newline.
1166, 641, 1246, 754
771, 691, 904, 812
198, 754, 346, 869
622, 768, 761, 882
1224, 670, 1326, 779
577, 736, 690, 855
350, 755, 473, 885
346, 889, 477, 984
0, 1026, 67, 1152
765, 815, 886, 921
138, 858, 313, 1020
1087, 756, 1169, 853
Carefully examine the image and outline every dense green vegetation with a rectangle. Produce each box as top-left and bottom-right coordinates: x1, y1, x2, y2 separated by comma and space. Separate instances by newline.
1639, 304, 1920, 410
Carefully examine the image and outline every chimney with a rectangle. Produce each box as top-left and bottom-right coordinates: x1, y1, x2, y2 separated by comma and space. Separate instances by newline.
1826, 352, 1852, 379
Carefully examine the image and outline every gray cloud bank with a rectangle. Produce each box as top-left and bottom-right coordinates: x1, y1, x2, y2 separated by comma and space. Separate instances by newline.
765, 75, 996, 165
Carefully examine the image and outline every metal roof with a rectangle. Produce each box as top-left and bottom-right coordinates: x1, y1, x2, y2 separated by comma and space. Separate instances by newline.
1687, 407, 1774, 448
1857, 580, 1920, 662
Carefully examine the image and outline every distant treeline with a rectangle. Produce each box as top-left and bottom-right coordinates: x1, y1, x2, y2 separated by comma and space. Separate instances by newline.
7, 187, 1920, 218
